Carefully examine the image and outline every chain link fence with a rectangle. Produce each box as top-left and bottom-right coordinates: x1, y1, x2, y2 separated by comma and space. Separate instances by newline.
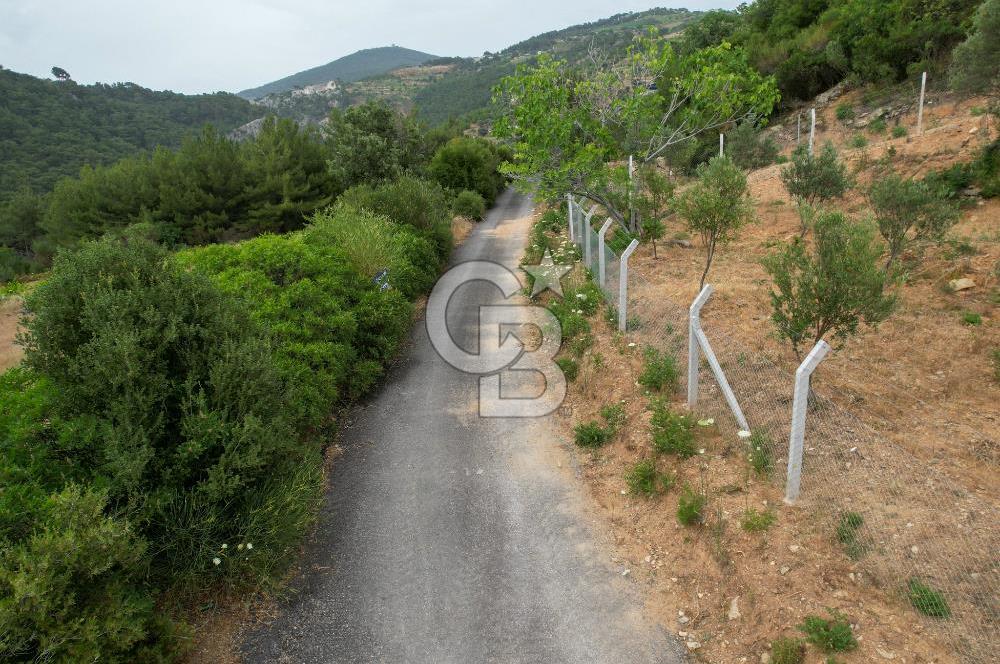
566, 196, 998, 663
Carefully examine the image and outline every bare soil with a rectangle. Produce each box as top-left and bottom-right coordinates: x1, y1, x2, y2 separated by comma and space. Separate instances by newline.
0, 296, 24, 371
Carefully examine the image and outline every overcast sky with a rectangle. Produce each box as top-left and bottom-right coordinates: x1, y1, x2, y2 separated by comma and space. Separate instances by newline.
1, 1, 739, 94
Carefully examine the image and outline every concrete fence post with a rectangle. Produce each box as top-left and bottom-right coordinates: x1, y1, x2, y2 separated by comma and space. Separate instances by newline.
583, 205, 597, 268
567, 194, 575, 243
784, 340, 831, 504
719, 133, 724, 157
808, 108, 816, 155
597, 218, 613, 287
687, 284, 750, 431
917, 71, 927, 136
617, 239, 639, 332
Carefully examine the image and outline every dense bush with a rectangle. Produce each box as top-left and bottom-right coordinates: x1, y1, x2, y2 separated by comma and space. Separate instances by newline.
453, 189, 487, 220
338, 176, 453, 256
429, 137, 506, 204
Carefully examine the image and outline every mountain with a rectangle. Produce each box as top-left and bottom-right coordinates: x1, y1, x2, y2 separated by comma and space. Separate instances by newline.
0, 67, 258, 200
238, 46, 438, 100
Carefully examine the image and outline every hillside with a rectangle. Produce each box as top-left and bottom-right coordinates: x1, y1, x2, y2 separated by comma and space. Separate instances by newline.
237, 46, 437, 100
0, 67, 257, 201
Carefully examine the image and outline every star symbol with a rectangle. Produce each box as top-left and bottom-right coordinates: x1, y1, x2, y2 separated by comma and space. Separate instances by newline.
522, 249, 572, 297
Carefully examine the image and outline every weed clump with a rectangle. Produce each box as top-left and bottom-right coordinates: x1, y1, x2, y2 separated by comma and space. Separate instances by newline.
600, 402, 627, 433
798, 610, 857, 652
747, 429, 774, 477
770, 637, 805, 664
556, 357, 579, 381
908, 578, 951, 618
573, 421, 610, 448
625, 459, 675, 496
637, 346, 679, 392
676, 485, 707, 526
650, 402, 696, 457
835, 511, 869, 559
741, 508, 776, 532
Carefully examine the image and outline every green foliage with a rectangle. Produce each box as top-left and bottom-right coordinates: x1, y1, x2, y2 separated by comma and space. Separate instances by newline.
676, 484, 707, 525
338, 175, 453, 256
781, 144, 850, 216
674, 156, 755, 288
836, 511, 869, 559
0, 485, 178, 663
726, 122, 781, 170
650, 402, 696, 457
747, 429, 775, 477
0, 188, 45, 275
556, 357, 579, 382
429, 137, 506, 204
849, 134, 867, 149
574, 421, 611, 448
868, 172, 959, 273
908, 578, 951, 618
798, 610, 858, 652
741, 508, 776, 532
324, 101, 428, 189
763, 211, 895, 356
638, 346, 680, 392
868, 118, 887, 135
963, 311, 982, 326
892, 125, 908, 138
600, 402, 627, 432
0, 68, 256, 202
770, 637, 806, 664
641, 217, 666, 257
453, 190, 487, 220
949, 0, 1000, 93
835, 104, 854, 122
625, 459, 675, 496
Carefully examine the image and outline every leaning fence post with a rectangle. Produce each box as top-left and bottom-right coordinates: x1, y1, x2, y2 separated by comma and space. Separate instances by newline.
597, 218, 613, 287
916, 71, 927, 135
687, 284, 713, 409
566, 194, 575, 242
808, 108, 816, 155
687, 284, 750, 431
617, 239, 639, 332
784, 340, 831, 504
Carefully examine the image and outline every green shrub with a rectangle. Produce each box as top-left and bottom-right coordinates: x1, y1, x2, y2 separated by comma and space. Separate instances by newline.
726, 122, 780, 170
625, 459, 675, 496
677, 485, 707, 525
868, 173, 959, 274
0, 485, 178, 663
798, 610, 857, 652
770, 637, 805, 664
747, 429, 774, 477
574, 421, 611, 448
850, 134, 868, 148
650, 402, 696, 457
600, 402, 627, 433
453, 189, 487, 220
835, 104, 854, 122
835, 511, 869, 559
963, 311, 982, 326
908, 578, 951, 618
892, 125, 908, 138
638, 346, 680, 392
565, 280, 602, 316
548, 300, 591, 340
868, 118, 887, 134
428, 136, 505, 204
338, 176, 453, 258
742, 508, 776, 532
556, 357, 579, 382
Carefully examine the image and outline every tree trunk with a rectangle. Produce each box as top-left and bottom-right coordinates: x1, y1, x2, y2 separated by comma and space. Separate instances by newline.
699, 239, 715, 290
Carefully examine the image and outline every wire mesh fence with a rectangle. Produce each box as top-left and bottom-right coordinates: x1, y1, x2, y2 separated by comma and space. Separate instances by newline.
566, 196, 998, 663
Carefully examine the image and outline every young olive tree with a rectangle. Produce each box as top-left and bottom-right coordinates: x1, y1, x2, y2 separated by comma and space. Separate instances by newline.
762, 211, 895, 357
780, 143, 850, 236
673, 156, 755, 289
867, 173, 959, 274
493, 35, 779, 231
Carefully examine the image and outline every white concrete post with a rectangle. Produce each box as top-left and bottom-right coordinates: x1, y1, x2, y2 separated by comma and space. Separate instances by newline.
583, 206, 597, 268
784, 340, 831, 504
617, 239, 639, 332
567, 194, 575, 243
597, 218, 613, 287
917, 71, 927, 136
808, 108, 816, 155
687, 284, 750, 431
719, 133, 724, 157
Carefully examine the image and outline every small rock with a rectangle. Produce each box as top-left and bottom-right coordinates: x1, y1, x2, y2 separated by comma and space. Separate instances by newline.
678, 631, 688, 638
678, 615, 690, 624
877, 647, 896, 660
760, 653, 771, 664
780, 566, 791, 576
910, 545, 919, 554
686, 641, 702, 651
728, 597, 741, 620
949, 277, 976, 291
621, 569, 630, 577
789, 545, 800, 553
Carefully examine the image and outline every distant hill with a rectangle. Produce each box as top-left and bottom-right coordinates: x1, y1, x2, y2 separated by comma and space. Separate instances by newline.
238, 46, 438, 100
0, 67, 257, 200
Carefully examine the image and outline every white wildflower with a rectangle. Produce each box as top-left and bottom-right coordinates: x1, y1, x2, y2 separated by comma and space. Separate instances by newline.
221, 543, 228, 549
212, 557, 221, 566
737, 430, 752, 439
246, 543, 253, 550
